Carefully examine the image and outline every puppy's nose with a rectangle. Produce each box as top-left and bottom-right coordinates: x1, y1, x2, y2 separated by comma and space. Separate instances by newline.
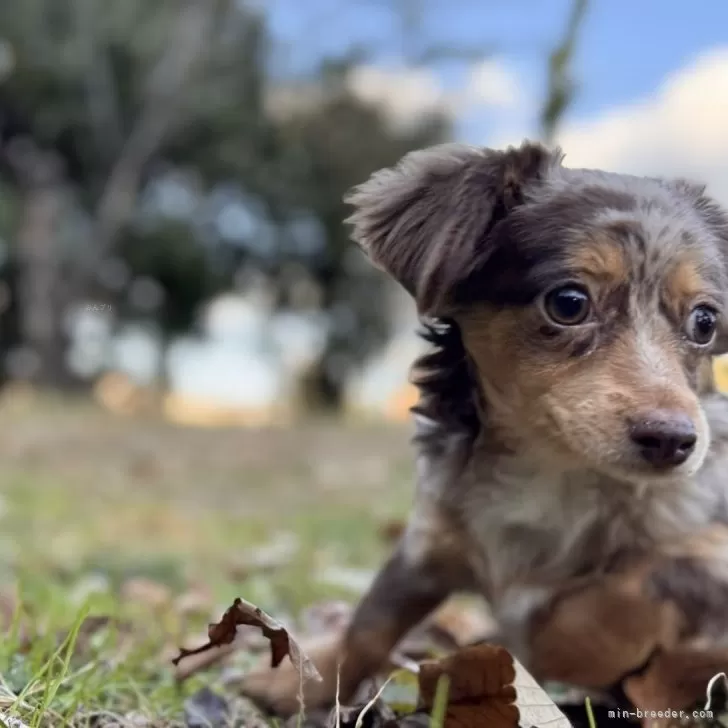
629, 410, 697, 468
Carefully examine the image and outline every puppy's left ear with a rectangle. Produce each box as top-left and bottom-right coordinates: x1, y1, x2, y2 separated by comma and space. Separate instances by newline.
344, 141, 560, 315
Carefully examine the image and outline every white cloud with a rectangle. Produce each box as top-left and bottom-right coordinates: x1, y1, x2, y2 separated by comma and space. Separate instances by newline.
346, 57, 522, 129
462, 58, 521, 110
552, 48, 728, 203
346, 65, 448, 128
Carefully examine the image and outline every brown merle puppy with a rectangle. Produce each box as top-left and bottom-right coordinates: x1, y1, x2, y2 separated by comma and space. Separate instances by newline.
240, 141, 728, 715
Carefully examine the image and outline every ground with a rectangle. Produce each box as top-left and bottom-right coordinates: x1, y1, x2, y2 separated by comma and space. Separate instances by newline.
0, 390, 417, 726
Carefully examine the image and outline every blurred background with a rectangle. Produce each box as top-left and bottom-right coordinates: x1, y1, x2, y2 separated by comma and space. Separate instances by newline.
3, 0, 728, 421
2, 0, 728, 723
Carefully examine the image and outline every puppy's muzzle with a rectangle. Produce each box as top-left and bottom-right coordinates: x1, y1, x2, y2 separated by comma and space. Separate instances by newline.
628, 410, 697, 468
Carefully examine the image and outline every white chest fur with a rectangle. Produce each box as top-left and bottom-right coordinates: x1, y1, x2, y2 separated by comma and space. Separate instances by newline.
456, 449, 715, 607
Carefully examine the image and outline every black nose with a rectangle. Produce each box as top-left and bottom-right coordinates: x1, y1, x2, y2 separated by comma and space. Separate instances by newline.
629, 411, 697, 468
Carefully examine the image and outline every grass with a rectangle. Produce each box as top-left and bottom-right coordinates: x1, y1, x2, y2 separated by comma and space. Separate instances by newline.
0, 389, 416, 726
428, 677, 450, 728
584, 697, 597, 728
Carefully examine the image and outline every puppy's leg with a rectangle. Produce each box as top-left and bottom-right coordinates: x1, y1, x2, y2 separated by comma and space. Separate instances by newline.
618, 530, 728, 716
527, 563, 684, 688
239, 508, 474, 716
336, 503, 476, 700
526, 529, 728, 708
649, 526, 728, 644
336, 542, 465, 696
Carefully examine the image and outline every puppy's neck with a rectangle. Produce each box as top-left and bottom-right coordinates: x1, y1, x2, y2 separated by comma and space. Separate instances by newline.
467, 418, 714, 537
459, 426, 713, 599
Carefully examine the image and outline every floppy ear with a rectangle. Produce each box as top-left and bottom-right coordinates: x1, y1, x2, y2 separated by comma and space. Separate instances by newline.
344, 140, 561, 315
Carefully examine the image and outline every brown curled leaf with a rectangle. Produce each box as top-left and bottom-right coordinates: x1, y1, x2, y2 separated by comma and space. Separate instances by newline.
418, 643, 570, 728
172, 597, 322, 684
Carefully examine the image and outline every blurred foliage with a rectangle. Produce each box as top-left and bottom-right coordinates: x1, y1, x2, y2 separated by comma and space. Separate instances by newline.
0, 0, 587, 407
0, 0, 451, 404
119, 222, 230, 336
541, 0, 589, 143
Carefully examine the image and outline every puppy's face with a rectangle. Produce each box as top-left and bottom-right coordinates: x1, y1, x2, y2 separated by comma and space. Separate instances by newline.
456, 220, 721, 479
346, 142, 728, 482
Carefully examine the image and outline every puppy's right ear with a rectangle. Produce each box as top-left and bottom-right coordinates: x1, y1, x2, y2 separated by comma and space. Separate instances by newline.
345, 141, 559, 315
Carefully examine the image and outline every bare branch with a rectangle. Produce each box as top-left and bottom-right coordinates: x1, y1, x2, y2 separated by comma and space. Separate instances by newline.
540, 0, 589, 144
89, 0, 218, 265
72, 0, 125, 157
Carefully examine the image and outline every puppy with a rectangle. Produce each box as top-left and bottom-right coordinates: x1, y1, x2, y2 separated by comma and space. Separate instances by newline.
241, 142, 728, 715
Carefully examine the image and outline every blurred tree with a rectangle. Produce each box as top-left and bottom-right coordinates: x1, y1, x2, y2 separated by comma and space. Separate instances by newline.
0, 0, 244, 384
255, 87, 449, 408
0, 0, 588, 407
0, 0, 449, 404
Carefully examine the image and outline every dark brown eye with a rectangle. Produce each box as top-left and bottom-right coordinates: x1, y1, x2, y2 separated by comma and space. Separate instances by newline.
544, 286, 591, 326
686, 305, 718, 345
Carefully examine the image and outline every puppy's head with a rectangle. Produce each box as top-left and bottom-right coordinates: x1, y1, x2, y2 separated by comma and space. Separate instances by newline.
345, 142, 728, 482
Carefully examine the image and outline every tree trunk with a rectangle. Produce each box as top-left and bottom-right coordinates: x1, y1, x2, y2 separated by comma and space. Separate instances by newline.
297, 353, 343, 412
11, 143, 77, 388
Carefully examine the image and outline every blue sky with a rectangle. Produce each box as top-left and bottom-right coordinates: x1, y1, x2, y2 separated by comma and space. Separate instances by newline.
266, 0, 728, 141
435, 0, 728, 117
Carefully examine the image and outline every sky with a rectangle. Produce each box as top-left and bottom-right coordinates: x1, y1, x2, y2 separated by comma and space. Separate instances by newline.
266, 0, 728, 197
264, 0, 728, 114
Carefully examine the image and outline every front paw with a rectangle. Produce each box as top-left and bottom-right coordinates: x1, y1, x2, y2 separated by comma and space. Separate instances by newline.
233, 631, 349, 717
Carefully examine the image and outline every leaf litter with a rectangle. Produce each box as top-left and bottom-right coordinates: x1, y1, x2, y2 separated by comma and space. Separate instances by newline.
172, 596, 573, 728
6, 566, 726, 727
173, 597, 321, 681
170, 580, 728, 728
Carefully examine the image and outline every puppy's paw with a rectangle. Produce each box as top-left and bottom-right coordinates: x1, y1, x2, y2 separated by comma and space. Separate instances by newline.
234, 631, 347, 717
528, 564, 683, 688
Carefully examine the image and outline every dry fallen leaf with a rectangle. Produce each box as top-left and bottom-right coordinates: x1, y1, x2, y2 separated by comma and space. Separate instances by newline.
120, 577, 172, 610
418, 644, 570, 728
175, 584, 214, 619
173, 602, 296, 681
419, 644, 517, 728
173, 597, 322, 690
512, 657, 573, 728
